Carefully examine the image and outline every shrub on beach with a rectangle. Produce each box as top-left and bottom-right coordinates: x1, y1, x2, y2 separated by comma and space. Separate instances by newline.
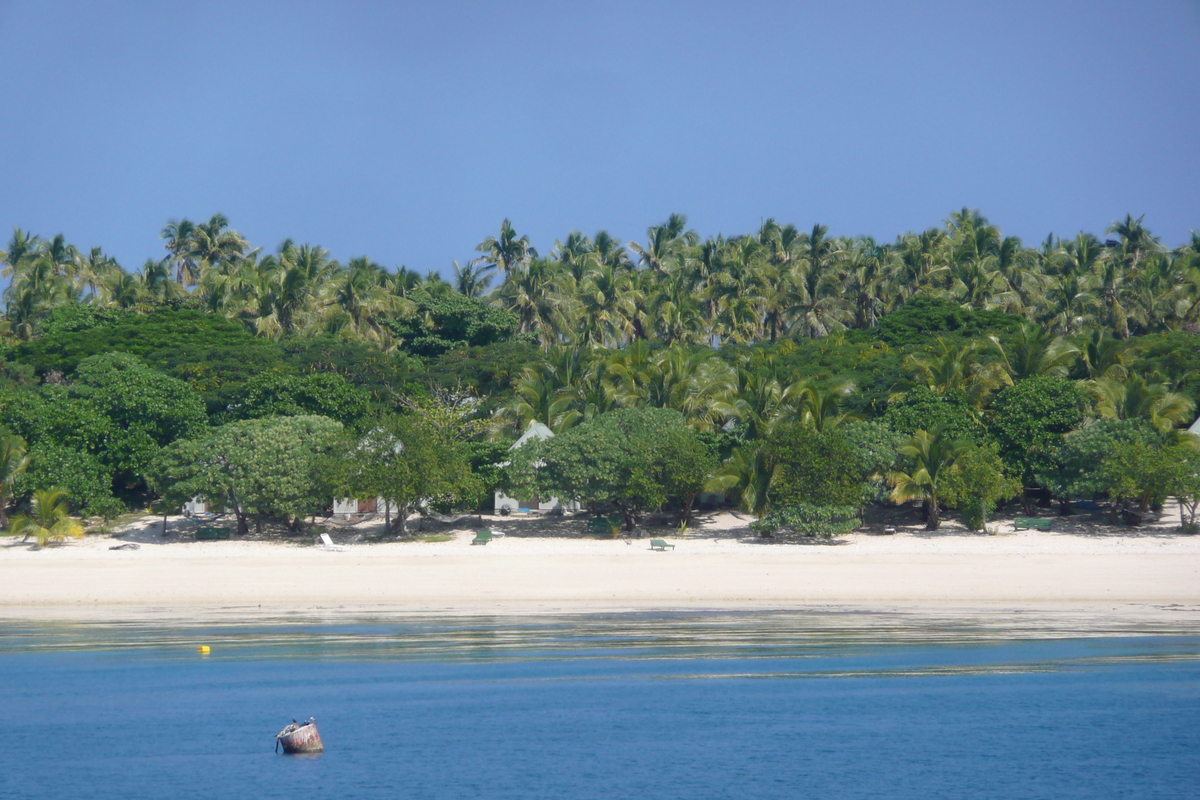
513, 408, 716, 530
150, 415, 343, 534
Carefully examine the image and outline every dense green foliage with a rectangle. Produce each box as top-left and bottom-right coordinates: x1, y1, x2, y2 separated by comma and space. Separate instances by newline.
765, 425, 870, 508
515, 408, 716, 528
386, 293, 525, 357
1, 210, 1198, 534
151, 415, 343, 533
231, 372, 371, 429
986, 377, 1091, 492
327, 413, 476, 533
1041, 419, 1166, 502
751, 504, 860, 539
940, 443, 1022, 530
883, 387, 982, 442
16, 444, 121, 520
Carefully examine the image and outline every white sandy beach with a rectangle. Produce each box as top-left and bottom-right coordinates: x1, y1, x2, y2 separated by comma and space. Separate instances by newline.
2, 506, 1199, 624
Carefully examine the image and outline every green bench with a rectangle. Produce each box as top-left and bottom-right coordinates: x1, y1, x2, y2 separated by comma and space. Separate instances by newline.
195, 527, 231, 541
1014, 517, 1053, 531
471, 530, 494, 545
650, 539, 675, 551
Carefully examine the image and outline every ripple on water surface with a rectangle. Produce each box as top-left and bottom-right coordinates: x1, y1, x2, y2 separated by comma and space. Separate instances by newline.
2, 612, 1198, 800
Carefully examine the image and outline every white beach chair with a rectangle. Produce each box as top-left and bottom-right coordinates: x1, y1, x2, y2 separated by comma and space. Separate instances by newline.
319, 533, 348, 552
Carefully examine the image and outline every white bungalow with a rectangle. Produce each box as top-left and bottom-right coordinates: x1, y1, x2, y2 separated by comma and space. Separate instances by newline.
494, 420, 579, 513
332, 496, 399, 519
183, 496, 209, 516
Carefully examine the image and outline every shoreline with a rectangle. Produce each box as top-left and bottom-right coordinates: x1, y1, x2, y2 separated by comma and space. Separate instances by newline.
3, 510, 1199, 626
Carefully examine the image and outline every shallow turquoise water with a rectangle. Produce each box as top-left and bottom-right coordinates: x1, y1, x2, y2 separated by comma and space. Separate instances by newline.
2, 613, 1197, 799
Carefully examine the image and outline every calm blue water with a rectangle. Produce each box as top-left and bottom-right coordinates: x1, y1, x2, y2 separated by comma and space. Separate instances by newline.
2, 613, 1198, 799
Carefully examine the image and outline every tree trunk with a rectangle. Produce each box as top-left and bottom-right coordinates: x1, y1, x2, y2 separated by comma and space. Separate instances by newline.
228, 492, 250, 535
254, 513, 263, 535
680, 494, 696, 525
162, 514, 169, 536
1021, 488, 1035, 516
925, 495, 941, 530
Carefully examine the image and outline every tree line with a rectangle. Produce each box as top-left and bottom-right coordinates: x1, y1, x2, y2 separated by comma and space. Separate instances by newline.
0, 210, 1198, 542
4, 209, 1200, 348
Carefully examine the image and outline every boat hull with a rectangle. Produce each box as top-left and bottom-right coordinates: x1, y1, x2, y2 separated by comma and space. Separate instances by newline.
278, 723, 324, 754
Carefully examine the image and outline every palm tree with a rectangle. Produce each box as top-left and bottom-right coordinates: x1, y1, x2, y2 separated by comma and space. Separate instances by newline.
493, 346, 591, 433
988, 324, 1079, 380
474, 219, 536, 276
843, 238, 890, 329
799, 381, 859, 432
646, 272, 705, 345
888, 426, 971, 530
452, 260, 493, 298
161, 218, 198, 284
629, 346, 735, 431
629, 213, 698, 274
321, 256, 407, 344
271, 243, 337, 334
890, 228, 951, 303
493, 258, 567, 349
577, 263, 637, 347
1108, 213, 1161, 274
3, 251, 75, 338
188, 214, 248, 285
1041, 271, 1095, 335
0, 430, 29, 527
727, 365, 792, 441
793, 225, 849, 338
139, 257, 179, 305
707, 445, 777, 516
901, 339, 1010, 408
1079, 330, 1133, 381
7, 488, 85, 547
1, 227, 41, 277
1088, 374, 1196, 433
590, 230, 632, 271
100, 271, 145, 310
77, 247, 120, 299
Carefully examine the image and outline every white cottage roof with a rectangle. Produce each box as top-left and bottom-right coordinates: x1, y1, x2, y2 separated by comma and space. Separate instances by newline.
1189, 416, 1200, 436
511, 420, 555, 450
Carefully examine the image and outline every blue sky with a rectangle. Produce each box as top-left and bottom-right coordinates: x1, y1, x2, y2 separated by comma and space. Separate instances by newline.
1, 0, 1197, 275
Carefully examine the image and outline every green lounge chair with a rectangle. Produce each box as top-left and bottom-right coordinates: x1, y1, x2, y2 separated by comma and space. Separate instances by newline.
471, 530, 494, 545
649, 539, 675, 551
1013, 517, 1053, 531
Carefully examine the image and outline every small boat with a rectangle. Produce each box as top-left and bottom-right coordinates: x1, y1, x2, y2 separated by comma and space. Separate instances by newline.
276, 717, 324, 754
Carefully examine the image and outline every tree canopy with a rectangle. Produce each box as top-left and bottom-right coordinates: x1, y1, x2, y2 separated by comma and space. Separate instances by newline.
515, 408, 716, 528
2, 210, 1198, 532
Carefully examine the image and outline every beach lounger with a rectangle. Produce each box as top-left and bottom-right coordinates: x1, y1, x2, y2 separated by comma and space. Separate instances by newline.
1013, 517, 1053, 531
649, 539, 675, 551
471, 530, 494, 546
319, 533, 348, 551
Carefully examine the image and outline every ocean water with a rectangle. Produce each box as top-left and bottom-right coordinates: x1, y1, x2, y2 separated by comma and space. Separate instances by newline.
1, 613, 1198, 799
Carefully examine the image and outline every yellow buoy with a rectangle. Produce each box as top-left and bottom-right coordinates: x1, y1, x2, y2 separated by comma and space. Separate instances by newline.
197, 645, 211, 655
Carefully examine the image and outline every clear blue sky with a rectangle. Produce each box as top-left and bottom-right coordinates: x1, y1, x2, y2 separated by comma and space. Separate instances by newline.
1, 0, 1197, 275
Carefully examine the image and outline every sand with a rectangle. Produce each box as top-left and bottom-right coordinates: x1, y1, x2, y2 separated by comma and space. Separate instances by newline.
2, 503, 1199, 625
